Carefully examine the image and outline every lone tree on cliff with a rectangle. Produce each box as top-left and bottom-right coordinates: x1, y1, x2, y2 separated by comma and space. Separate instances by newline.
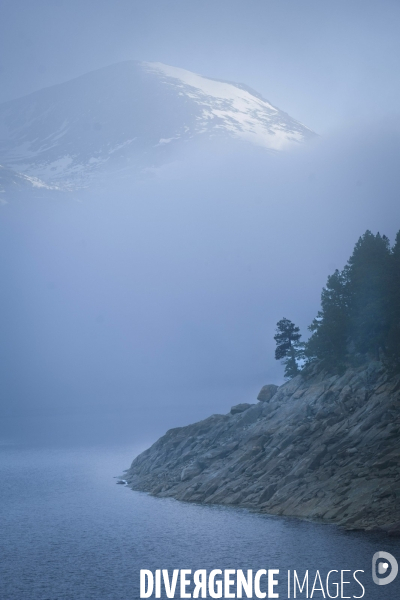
274, 318, 303, 379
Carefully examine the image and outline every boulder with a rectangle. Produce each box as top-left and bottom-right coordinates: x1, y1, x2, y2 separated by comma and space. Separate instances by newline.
230, 403, 252, 415
257, 384, 278, 402
181, 462, 203, 481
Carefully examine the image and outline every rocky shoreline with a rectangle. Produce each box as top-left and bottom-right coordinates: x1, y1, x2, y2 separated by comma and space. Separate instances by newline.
124, 361, 400, 533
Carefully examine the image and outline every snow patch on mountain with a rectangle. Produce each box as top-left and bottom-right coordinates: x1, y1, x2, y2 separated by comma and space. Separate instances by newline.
0, 164, 62, 197
0, 61, 315, 189
144, 62, 311, 150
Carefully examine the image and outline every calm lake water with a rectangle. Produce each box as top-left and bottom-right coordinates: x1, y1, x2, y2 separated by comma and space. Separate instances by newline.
0, 442, 399, 600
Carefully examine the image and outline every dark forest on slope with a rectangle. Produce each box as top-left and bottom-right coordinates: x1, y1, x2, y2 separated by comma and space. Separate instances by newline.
276, 230, 400, 377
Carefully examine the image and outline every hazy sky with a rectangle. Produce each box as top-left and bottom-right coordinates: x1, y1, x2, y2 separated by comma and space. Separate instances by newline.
1, 132, 400, 444
1, 1, 400, 133
1, 1, 400, 446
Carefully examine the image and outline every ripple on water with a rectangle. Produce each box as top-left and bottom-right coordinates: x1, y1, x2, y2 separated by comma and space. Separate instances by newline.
0, 445, 399, 600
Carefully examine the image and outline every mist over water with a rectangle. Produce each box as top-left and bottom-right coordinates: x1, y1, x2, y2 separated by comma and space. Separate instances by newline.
0, 443, 399, 600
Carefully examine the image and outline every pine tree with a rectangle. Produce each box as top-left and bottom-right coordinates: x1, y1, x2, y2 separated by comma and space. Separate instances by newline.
385, 230, 400, 372
304, 229, 398, 373
274, 318, 303, 379
346, 231, 391, 359
305, 269, 350, 372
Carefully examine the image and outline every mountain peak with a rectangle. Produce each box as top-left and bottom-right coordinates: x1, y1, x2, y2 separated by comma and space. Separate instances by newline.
143, 62, 313, 150
0, 61, 315, 189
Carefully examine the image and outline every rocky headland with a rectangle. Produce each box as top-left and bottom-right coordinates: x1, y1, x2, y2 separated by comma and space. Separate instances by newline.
124, 361, 400, 533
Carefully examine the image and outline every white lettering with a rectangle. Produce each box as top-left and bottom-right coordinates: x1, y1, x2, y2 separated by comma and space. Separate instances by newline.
268, 569, 279, 598
311, 571, 325, 598
193, 570, 207, 599
180, 570, 191, 598
162, 570, 179, 599
326, 570, 338, 599
237, 570, 253, 598
352, 571, 365, 599
209, 569, 223, 599
341, 571, 351, 599
140, 570, 154, 599
224, 570, 235, 599
155, 570, 161, 598
294, 571, 309, 598
255, 569, 267, 599
139, 567, 363, 599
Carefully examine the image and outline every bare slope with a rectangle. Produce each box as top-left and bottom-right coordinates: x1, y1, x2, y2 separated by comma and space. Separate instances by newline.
125, 361, 400, 532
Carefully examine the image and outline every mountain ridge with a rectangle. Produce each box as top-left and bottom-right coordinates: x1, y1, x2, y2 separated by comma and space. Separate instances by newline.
0, 61, 315, 189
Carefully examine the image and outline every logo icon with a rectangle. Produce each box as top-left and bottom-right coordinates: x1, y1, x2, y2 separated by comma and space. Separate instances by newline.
372, 552, 398, 585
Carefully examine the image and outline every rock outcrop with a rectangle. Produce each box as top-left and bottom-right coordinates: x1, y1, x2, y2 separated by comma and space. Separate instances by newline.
124, 361, 400, 532
257, 384, 278, 402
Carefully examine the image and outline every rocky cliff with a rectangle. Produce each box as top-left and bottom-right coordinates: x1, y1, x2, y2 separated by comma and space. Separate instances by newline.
124, 361, 400, 532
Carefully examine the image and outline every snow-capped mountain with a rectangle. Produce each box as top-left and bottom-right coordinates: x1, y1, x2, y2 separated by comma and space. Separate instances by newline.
0, 61, 314, 188
0, 164, 60, 198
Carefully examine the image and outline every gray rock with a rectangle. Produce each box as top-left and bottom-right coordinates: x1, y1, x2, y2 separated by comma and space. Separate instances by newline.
181, 462, 203, 481
257, 384, 278, 402
230, 403, 252, 415
124, 362, 400, 532
384, 522, 400, 536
